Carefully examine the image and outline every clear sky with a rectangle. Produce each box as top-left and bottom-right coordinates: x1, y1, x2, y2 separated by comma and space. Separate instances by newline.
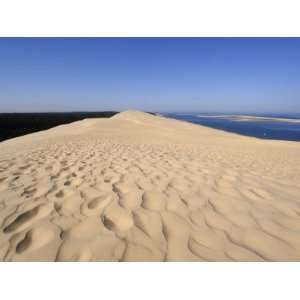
0, 38, 299, 113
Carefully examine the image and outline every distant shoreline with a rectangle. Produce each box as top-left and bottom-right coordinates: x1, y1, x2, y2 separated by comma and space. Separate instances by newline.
196, 114, 300, 123
166, 113, 300, 142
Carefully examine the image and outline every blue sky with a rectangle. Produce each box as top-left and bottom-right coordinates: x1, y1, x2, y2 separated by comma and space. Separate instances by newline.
0, 38, 299, 113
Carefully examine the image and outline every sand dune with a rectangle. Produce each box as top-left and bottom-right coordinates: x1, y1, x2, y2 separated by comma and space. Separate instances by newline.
0, 110, 300, 261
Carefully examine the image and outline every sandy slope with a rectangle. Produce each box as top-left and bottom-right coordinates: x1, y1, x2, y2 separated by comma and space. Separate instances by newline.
0, 110, 300, 262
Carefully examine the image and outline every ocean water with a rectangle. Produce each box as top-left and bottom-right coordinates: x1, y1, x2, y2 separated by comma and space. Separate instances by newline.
165, 113, 300, 142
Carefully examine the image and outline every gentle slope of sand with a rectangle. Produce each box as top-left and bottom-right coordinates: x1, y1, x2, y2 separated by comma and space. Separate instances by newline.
0, 110, 300, 261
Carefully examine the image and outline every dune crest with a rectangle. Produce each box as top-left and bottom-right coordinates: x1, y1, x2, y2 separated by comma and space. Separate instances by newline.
0, 110, 300, 261
112, 110, 154, 120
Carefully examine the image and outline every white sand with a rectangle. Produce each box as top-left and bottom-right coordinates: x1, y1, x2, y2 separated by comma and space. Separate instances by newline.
0, 110, 300, 261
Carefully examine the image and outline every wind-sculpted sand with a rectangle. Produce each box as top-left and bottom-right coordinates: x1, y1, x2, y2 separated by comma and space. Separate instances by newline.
0, 110, 300, 261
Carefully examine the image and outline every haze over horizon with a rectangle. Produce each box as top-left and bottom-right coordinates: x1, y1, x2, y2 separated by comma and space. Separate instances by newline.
0, 38, 300, 114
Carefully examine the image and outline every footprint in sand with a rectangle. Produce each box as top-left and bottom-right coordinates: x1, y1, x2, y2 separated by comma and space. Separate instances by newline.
16, 225, 57, 254
81, 193, 113, 216
3, 203, 53, 234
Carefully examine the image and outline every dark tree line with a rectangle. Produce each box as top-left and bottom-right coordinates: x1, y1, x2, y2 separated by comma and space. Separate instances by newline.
0, 112, 119, 142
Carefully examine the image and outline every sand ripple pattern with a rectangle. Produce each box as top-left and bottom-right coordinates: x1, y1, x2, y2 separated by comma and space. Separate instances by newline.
0, 111, 300, 261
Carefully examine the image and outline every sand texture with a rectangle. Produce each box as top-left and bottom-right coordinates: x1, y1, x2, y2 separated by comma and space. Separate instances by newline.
0, 110, 300, 262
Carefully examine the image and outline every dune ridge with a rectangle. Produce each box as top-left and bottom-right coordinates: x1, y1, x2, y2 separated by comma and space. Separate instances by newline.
0, 110, 300, 261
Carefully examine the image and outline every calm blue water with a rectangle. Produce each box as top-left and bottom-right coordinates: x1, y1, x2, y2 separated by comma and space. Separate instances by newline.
165, 113, 300, 142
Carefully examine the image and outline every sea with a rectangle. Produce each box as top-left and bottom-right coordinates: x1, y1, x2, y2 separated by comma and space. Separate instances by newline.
164, 113, 300, 142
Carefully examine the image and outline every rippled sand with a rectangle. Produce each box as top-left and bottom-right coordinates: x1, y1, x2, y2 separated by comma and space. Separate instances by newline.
0, 110, 300, 261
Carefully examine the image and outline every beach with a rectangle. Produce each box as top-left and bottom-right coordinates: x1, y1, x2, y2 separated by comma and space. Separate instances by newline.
0, 110, 300, 261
